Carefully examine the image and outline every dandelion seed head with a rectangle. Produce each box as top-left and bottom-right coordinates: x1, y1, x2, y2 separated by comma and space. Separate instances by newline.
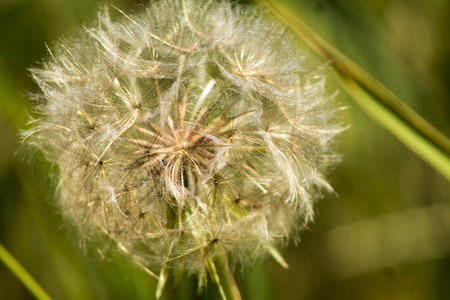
23, 0, 342, 276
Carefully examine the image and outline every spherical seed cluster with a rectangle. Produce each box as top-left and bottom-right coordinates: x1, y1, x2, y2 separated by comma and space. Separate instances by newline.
24, 0, 341, 277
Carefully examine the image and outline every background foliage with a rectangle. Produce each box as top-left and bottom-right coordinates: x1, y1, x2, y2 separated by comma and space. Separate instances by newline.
0, 0, 449, 299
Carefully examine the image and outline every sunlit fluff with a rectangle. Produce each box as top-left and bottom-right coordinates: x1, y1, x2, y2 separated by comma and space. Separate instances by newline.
23, 0, 342, 278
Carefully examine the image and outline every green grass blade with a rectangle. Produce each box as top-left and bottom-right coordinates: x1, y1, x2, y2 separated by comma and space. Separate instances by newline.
255, 0, 450, 182
338, 75, 450, 181
0, 243, 52, 300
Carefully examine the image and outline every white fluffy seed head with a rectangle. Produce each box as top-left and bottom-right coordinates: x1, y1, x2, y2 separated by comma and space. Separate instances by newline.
23, 0, 342, 277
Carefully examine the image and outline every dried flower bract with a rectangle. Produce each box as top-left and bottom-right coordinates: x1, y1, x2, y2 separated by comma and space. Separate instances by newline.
23, 0, 342, 282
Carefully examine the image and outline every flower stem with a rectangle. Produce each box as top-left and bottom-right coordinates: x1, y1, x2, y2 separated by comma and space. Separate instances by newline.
213, 253, 242, 300
0, 243, 52, 300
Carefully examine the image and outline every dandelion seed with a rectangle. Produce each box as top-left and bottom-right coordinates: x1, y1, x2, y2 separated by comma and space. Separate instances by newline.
22, 0, 342, 296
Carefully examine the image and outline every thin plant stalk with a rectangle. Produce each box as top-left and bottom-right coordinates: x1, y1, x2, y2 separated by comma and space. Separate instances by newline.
213, 253, 242, 300
256, 0, 450, 182
0, 243, 52, 300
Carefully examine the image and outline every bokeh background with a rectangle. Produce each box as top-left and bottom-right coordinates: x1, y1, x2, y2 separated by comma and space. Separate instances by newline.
1, 0, 449, 299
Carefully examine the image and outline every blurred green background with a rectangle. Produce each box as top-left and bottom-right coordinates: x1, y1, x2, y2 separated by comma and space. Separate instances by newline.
1, 0, 449, 299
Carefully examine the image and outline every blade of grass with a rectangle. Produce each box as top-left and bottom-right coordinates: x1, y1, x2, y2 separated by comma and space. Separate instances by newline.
255, 0, 450, 182
338, 75, 450, 181
0, 243, 52, 300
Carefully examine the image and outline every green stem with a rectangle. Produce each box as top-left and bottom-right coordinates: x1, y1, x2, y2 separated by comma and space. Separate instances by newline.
213, 253, 242, 300
0, 243, 52, 300
156, 263, 170, 300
